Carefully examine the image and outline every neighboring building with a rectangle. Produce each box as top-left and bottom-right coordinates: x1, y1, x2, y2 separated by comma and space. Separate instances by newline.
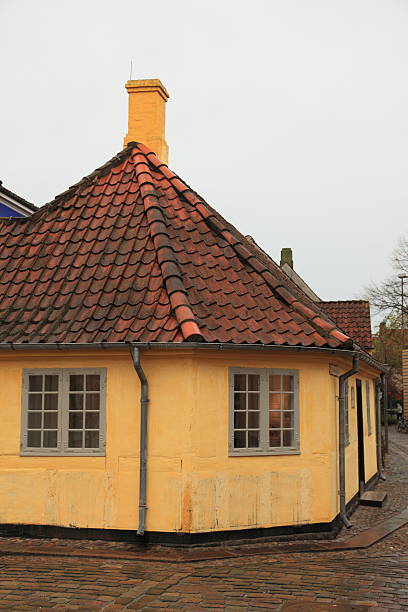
403, 349, 408, 417
319, 301, 373, 353
278, 248, 373, 352
374, 322, 405, 412
0, 80, 387, 544
0, 181, 36, 217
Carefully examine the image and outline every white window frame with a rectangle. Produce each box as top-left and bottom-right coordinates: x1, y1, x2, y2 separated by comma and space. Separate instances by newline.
21, 368, 106, 456
366, 380, 372, 436
229, 367, 300, 456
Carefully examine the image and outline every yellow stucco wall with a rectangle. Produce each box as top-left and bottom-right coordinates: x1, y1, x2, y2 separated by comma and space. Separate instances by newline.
0, 348, 379, 534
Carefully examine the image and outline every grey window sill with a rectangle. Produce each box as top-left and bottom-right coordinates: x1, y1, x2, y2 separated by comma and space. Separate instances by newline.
229, 448, 300, 457
20, 451, 105, 457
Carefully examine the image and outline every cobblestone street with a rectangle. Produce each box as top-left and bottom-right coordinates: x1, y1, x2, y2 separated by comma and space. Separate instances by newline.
0, 426, 407, 611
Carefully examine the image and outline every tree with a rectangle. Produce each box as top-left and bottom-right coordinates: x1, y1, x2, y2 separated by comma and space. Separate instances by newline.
366, 236, 408, 325
368, 237, 407, 405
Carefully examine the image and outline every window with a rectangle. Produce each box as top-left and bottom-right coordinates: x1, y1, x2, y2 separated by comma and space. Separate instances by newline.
229, 368, 299, 455
366, 380, 372, 436
345, 380, 350, 446
351, 386, 355, 410
21, 369, 106, 455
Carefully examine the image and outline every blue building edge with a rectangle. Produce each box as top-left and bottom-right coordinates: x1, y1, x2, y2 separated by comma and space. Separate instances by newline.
0, 181, 36, 217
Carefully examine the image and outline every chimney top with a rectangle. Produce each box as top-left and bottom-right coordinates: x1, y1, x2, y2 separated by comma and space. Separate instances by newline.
124, 78, 170, 163
280, 248, 294, 269
125, 79, 169, 101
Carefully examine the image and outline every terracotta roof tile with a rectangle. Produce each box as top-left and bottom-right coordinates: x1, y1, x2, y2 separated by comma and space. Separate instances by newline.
0, 143, 353, 348
319, 301, 372, 350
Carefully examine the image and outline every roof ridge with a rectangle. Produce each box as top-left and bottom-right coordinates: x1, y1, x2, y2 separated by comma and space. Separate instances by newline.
137, 145, 351, 348
130, 145, 203, 342
31, 144, 139, 221
320, 300, 369, 305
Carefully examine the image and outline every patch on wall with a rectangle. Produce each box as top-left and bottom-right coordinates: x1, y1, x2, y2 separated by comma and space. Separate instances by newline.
190, 470, 310, 532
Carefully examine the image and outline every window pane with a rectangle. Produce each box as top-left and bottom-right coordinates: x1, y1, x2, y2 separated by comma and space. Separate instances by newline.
69, 394, 83, 410
234, 431, 246, 448
234, 393, 246, 411
85, 412, 99, 429
85, 431, 99, 448
248, 430, 260, 448
44, 412, 58, 428
69, 413, 83, 429
86, 375, 100, 391
248, 412, 259, 428
28, 395, 42, 411
282, 394, 293, 411
27, 431, 41, 447
28, 412, 42, 429
282, 376, 293, 392
269, 394, 281, 410
269, 375, 281, 392
248, 375, 259, 391
282, 412, 294, 428
86, 394, 100, 411
282, 430, 294, 447
234, 374, 246, 391
234, 412, 246, 429
269, 430, 281, 447
269, 411, 281, 428
248, 394, 259, 410
70, 375, 84, 391
43, 431, 57, 448
29, 375, 43, 392
68, 431, 83, 448
44, 394, 58, 411
44, 375, 58, 392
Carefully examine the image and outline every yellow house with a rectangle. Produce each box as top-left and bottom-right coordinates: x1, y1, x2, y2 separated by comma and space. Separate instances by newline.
0, 80, 387, 544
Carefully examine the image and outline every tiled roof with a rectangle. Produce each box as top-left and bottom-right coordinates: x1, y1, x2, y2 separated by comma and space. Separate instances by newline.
319, 301, 372, 350
0, 143, 352, 347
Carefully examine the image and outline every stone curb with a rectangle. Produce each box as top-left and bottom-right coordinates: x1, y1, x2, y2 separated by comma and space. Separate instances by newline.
0, 507, 406, 564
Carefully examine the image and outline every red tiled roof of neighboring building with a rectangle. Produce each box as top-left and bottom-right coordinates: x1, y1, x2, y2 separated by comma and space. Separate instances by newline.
0, 142, 352, 347
319, 300, 372, 350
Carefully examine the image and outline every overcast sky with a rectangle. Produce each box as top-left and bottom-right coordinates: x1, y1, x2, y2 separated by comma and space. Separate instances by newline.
1, 0, 407, 321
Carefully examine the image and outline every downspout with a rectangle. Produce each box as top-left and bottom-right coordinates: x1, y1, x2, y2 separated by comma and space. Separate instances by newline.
376, 379, 386, 480
338, 355, 359, 528
131, 346, 149, 536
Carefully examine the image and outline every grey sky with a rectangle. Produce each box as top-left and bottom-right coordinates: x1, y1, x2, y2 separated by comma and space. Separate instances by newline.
1, 0, 407, 320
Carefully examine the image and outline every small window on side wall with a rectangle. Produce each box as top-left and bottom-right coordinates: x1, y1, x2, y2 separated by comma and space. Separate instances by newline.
345, 380, 350, 446
229, 368, 299, 456
21, 369, 106, 456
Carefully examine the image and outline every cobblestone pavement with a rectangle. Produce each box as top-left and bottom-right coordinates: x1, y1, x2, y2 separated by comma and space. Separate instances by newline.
0, 426, 407, 611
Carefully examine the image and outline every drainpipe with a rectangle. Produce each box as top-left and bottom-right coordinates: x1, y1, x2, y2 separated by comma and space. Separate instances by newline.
130, 346, 149, 536
338, 355, 359, 528
376, 379, 386, 480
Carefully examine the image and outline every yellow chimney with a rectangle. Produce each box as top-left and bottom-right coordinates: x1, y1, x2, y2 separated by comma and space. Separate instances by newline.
124, 78, 169, 163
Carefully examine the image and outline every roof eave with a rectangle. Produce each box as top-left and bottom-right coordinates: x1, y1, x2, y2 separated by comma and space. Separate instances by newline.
0, 340, 389, 373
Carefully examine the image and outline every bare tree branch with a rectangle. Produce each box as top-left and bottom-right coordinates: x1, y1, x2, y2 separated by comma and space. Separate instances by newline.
364, 234, 408, 324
